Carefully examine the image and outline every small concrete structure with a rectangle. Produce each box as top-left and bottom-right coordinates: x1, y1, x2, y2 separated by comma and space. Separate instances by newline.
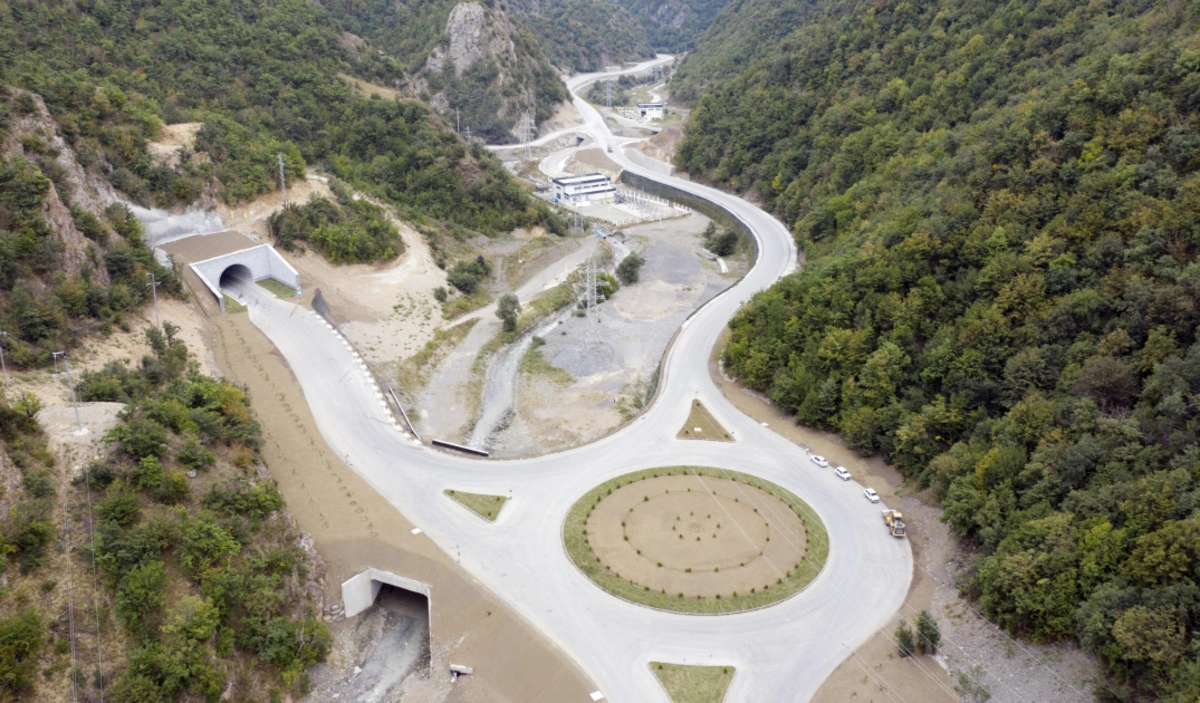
552, 173, 616, 204
189, 243, 301, 311
341, 567, 432, 620
636, 102, 664, 121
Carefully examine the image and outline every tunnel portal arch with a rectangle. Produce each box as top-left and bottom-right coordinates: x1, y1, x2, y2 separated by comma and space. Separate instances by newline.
188, 244, 301, 311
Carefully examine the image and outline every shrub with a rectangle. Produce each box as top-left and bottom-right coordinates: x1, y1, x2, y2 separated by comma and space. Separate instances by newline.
616, 252, 644, 284
916, 611, 941, 655
895, 620, 916, 657
97, 482, 142, 526
0, 609, 44, 698
203, 478, 283, 523
116, 560, 167, 636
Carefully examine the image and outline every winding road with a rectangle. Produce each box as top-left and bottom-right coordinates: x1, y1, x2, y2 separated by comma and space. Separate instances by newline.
225, 56, 913, 702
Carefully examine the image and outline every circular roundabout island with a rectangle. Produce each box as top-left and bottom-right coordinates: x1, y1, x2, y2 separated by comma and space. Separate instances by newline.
564, 467, 828, 614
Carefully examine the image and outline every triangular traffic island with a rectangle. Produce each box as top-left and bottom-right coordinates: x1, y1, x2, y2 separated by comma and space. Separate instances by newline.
444, 489, 507, 522
650, 662, 735, 703
677, 400, 733, 441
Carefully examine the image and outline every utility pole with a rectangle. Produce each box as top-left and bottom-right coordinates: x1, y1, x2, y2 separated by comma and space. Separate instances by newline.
456, 107, 461, 135
52, 351, 82, 431
0, 330, 8, 391
147, 272, 161, 329
277, 153, 287, 207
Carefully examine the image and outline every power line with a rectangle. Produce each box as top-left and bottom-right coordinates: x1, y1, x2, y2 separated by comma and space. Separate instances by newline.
63, 500, 79, 701
82, 466, 106, 703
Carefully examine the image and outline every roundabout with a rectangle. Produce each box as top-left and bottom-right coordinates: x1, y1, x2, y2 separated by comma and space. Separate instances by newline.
226, 56, 914, 702
565, 467, 828, 613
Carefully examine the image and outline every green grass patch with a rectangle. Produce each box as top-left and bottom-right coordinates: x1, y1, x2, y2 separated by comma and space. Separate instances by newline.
256, 277, 297, 298
398, 318, 478, 392
444, 489, 507, 521
441, 288, 491, 320
518, 276, 577, 329
677, 400, 732, 441
651, 663, 735, 703
563, 466, 828, 614
520, 342, 573, 386
222, 295, 247, 313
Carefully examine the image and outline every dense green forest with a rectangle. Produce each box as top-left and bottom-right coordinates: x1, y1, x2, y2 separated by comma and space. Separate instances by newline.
0, 328, 328, 702
506, 0, 655, 72
319, 0, 568, 140
689, 0, 1200, 699
267, 183, 403, 264
615, 0, 732, 53
670, 0, 819, 103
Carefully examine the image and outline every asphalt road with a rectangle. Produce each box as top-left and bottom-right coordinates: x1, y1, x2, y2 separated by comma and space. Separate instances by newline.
224, 56, 912, 703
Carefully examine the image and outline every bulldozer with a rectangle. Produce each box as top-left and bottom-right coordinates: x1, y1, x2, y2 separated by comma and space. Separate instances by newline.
882, 510, 907, 538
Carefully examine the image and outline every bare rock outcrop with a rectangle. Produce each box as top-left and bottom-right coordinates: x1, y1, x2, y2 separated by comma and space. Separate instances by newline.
425, 2, 519, 79
2, 89, 115, 284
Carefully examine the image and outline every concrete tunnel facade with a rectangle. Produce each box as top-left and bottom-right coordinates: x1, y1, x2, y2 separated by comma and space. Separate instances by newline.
188, 243, 301, 310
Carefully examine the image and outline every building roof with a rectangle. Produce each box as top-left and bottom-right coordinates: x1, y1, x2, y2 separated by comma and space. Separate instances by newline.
636, 102, 664, 108
551, 173, 612, 186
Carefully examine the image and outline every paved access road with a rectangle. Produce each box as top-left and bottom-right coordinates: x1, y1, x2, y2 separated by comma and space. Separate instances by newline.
225, 56, 912, 702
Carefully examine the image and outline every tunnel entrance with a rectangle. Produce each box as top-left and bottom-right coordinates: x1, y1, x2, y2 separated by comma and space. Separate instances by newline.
218, 263, 253, 289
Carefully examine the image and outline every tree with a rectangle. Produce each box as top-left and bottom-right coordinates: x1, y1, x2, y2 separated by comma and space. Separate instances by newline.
895, 619, 916, 657
916, 611, 941, 655
116, 561, 167, 636
496, 294, 521, 333
616, 252, 645, 284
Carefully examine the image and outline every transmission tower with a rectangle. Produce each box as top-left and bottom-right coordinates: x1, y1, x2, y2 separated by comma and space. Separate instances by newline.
574, 253, 601, 353
605, 80, 614, 109
277, 154, 287, 207
518, 110, 535, 161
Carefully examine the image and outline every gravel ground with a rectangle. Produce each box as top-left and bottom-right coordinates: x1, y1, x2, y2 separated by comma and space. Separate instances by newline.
489, 212, 746, 457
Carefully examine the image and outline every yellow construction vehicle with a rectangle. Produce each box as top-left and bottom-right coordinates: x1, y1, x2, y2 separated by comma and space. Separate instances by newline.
882, 510, 907, 538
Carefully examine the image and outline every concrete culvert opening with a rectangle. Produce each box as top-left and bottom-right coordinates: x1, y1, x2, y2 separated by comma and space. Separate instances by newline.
334, 569, 433, 698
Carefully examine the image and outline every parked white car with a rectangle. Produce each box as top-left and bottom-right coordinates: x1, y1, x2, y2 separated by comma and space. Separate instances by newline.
863, 488, 880, 503
810, 455, 829, 468
835, 467, 851, 481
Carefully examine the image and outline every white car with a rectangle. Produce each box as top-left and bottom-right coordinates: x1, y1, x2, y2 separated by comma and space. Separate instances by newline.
810, 455, 829, 468
863, 488, 880, 503
835, 467, 851, 481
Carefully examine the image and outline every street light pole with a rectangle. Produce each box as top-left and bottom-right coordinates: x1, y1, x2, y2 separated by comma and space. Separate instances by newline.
53, 351, 82, 431
148, 272, 161, 328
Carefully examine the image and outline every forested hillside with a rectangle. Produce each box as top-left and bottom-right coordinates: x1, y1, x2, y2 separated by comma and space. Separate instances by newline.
616, 0, 733, 53
507, 0, 655, 72
670, 0, 818, 102
319, 0, 568, 141
685, 0, 1200, 699
0, 0, 561, 366
0, 329, 330, 702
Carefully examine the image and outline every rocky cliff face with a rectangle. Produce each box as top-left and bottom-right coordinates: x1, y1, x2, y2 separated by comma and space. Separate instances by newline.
418, 2, 566, 143
425, 3, 506, 78
1, 90, 114, 285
